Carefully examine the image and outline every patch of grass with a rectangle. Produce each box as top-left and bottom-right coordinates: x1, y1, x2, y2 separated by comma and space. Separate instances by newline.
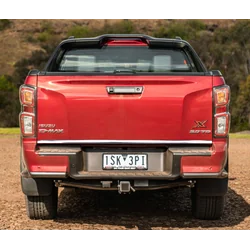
102, 20, 135, 34
40, 20, 53, 33
26, 35, 37, 43
229, 133, 250, 139
0, 19, 11, 31
37, 31, 52, 42
67, 25, 94, 38
0, 127, 20, 134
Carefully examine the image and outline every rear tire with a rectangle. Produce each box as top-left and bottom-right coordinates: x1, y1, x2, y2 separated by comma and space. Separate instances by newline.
25, 185, 58, 220
191, 186, 225, 220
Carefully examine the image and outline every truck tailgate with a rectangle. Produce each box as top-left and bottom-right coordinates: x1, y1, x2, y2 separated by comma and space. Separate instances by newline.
36, 75, 213, 141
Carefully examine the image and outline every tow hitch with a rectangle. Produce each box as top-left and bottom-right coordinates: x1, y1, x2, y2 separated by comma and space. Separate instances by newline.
118, 181, 135, 194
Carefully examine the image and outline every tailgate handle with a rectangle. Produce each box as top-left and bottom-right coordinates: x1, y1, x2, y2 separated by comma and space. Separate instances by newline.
107, 86, 143, 94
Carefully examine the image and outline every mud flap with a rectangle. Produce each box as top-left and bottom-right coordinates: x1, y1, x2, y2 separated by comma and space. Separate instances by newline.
21, 177, 54, 196
195, 178, 228, 196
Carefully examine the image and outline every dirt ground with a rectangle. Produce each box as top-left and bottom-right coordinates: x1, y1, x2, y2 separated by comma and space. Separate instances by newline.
0, 135, 249, 230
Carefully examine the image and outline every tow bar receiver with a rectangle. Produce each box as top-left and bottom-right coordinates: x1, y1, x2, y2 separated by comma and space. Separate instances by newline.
118, 181, 135, 194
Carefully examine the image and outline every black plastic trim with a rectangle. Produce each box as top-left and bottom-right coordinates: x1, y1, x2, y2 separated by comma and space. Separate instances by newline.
211, 70, 222, 76
44, 34, 208, 73
28, 69, 40, 76
43, 72, 210, 77
168, 148, 211, 177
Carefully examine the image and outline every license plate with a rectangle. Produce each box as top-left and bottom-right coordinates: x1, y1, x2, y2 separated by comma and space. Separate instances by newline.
103, 154, 148, 170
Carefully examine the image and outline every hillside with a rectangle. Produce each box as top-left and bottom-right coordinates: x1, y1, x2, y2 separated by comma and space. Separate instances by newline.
0, 19, 249, 132
0, 19, 236, 76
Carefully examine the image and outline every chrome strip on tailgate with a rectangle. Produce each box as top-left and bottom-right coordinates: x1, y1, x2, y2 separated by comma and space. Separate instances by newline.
37, 140, 212, 145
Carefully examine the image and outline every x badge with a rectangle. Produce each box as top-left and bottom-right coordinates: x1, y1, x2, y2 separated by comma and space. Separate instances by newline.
193, 120, 207, 128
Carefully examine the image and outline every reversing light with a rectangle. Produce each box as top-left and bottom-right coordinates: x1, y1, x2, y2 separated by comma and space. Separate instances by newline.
20, 113, 35, 136
214, 113, 230, 136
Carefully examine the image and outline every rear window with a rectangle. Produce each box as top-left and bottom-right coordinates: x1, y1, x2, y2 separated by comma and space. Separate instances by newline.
53, 46, 198, 73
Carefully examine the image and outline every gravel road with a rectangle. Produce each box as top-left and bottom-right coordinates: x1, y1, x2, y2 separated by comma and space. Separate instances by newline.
0, 135, 249, 230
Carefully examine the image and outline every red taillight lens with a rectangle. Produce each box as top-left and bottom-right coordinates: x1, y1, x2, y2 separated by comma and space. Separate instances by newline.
214, 86, 230, 107
19, 85, 36, 137
20, 87, 35, 107
213, 85, 230, 137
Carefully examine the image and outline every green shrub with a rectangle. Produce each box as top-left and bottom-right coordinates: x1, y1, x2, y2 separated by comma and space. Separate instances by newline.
40, 20, 54, 33
232, 76, 250, 131
186, 20, 206, 31
0, 75, 19, 127
35, 21, 55, 43
25, 21, 56, 44
37, 31, 52, 42
26, 35, 37, 43
67, 20, 135, 38
154, 19, 206, 40
0, 75, 15, 91
0, 19, 11, 31
67, 25, 95, 38
101, 20, 134, 34
13, 50, 49, 86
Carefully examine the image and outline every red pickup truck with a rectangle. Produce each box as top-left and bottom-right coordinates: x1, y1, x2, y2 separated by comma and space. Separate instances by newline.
19, 34, 230, 220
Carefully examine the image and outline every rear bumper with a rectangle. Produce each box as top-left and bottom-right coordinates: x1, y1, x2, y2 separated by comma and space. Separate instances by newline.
21, 139, 228, 180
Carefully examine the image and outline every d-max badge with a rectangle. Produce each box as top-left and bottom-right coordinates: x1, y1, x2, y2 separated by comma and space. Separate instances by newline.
38, 124, 64, 134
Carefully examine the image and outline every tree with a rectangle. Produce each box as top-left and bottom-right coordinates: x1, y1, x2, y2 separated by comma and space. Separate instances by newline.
0, 75, 19, 127
233, 75, 250, 131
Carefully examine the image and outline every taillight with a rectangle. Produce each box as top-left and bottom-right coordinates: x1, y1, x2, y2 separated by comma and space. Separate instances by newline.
20, 113, 35, 135
20, 88, 35, 107
214, 86, 230, 107
19, 85, 36, 137
213, 85, 230, 137
214, 113, 230, 136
